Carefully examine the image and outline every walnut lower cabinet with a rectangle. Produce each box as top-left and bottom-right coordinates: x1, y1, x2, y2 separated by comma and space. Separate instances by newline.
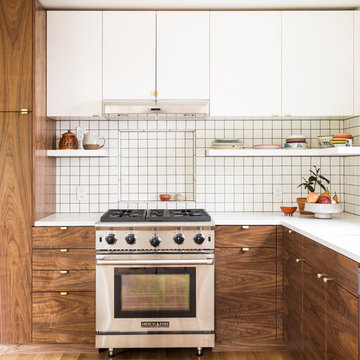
215, 225, 282, 350
32, 226, 95, 344
283, 227, 359, 360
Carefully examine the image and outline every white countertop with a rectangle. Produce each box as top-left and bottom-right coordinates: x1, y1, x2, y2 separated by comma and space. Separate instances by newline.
34, 211, 360, 263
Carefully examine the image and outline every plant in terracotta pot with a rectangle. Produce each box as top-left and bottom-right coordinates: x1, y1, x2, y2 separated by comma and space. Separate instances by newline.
297, 166, 330, 214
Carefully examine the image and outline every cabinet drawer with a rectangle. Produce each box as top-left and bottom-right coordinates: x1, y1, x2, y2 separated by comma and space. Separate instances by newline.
33, 270, 95, 292
302, 236, 358, 296
33, 249, 95, 270
32, 226, 95, 248
283, 227, 303, 258
215, 225, 276, 247
32, 292, 95, 343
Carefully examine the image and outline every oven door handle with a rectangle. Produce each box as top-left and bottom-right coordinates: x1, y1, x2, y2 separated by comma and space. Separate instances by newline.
96, 258, 214, 266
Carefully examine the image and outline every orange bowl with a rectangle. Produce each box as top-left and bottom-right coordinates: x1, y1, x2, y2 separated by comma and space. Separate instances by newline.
280, 206, 297, 215
159, 194, 170, 201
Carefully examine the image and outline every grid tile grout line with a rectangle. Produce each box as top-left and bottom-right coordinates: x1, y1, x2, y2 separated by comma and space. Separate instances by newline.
54, 117, 356, 213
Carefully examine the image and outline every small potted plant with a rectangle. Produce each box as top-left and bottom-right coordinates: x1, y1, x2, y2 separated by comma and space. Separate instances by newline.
297, 166, 330, 214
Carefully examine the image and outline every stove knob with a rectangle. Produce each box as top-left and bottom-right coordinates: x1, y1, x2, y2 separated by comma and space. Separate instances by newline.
150, 235, 161, 248
105, 233, 117, 245
125, 233, 136, 245
173, 233, 185, 245
193, 233, 205, 245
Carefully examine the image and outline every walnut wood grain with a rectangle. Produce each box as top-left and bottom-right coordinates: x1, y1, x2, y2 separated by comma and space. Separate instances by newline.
325, 280, 358, 360
283, 227, 303, 258
215, 225, 276, 248
215, 247, 277, 347
302, 235, 358, 296
33, 270, 95, 292
0, 113, 32, 343
302, 262, 326, 360
33, 249, 95, 270
32, 292, 95, 344
276, 226, 283, 342
283, 249, 303, 360
33, 227, 95, 248
0, 0, 32, 110
33, 0, 56, 222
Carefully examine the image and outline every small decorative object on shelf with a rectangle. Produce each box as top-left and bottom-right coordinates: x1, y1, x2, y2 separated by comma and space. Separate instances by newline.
331, 132, 353, 147
318, 135, 333, 148
297, 166, 330, 215
83, 131, 106, 150
284, 134, 307, 149
59, 129, 78, 150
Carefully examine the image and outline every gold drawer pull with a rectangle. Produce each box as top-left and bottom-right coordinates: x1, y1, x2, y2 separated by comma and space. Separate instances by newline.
60, 226, 68, 230
323, 277, 333, 283
60, 270, 68, 274
296, 258, 302, 263
60, 249, 68, 252
60, 292, 68, 296
317, 273, 326, 279
242, 226, 250, 229
242, 247, 250, 252
288, 230, 292, 234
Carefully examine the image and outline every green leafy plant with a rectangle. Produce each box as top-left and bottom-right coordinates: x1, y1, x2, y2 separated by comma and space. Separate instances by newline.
298, 166, 330, 193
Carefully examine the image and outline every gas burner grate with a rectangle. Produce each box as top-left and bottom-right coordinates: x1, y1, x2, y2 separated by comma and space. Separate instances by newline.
100, 209, 147, 222
100, 209, 211, 222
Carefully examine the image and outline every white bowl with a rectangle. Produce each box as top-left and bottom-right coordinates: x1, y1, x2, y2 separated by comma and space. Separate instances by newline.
304, 202, 343, 219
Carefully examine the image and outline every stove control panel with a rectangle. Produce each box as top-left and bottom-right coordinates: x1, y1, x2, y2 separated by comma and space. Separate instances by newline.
96, 228, 214, 251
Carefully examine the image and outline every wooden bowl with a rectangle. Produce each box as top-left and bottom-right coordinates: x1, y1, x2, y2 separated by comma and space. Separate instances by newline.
280, 206, 297, 215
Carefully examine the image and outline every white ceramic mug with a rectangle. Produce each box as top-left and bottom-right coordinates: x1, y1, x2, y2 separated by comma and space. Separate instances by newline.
83, 131, 106, 150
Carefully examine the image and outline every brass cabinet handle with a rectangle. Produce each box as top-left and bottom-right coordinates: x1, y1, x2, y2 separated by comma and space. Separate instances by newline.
60, 292, 68, 296
60, 249, 68, 252
323, 277, 333, 283
296, 258, 302, 263
60, 270, 68, 274
20, 108, 29, 114
288, 230, 292, 234
242, 247, 250, 252
60, 226, 67, 230
317, 273, 326, 279
242, 226, 250, 229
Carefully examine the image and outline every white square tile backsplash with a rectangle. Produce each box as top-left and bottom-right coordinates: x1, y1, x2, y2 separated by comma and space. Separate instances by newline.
55, 117, 353, 213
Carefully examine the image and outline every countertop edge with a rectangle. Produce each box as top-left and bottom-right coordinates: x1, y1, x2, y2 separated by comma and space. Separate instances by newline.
34, 212, 360, 263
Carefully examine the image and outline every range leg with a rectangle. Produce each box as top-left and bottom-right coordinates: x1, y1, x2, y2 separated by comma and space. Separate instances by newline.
108, 348, 115, 358
196, 347, 203, 356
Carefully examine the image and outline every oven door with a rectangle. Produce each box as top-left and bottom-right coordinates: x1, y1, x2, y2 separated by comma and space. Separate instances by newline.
96, 253, 214, 333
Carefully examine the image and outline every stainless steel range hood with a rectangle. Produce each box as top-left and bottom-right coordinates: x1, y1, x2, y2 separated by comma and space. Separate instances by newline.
103, 100, 209, 119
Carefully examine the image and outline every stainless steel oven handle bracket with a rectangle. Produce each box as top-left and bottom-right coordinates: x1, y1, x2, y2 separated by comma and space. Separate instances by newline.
96, 259, 214, 265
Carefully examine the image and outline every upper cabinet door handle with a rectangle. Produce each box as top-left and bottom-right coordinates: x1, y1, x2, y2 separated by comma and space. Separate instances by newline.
242, 225, 249, 229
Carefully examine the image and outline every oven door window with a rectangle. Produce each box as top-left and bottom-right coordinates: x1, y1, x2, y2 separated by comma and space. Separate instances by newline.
114, 267, 196, 318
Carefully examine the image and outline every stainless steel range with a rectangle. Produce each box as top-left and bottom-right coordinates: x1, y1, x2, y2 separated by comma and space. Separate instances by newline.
95, 209, 215, 357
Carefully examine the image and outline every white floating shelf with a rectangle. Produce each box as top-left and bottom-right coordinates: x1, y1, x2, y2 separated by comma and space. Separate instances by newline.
206, 147, 360, 157
47, 149, 108, 157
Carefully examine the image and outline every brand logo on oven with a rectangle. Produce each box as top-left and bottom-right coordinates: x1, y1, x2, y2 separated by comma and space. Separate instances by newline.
141, 321, 170, 328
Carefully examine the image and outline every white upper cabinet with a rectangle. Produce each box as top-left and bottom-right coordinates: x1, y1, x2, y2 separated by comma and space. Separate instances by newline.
47, 11, 102, 117
282, 11, 353, 117
354, 11, 360, 116
103, 12, 156, 100
210, 12, 281, 117
157, 12, 209, 100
